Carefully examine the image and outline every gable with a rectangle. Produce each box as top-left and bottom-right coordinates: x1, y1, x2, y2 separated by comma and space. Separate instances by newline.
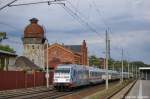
48, 44, 74, 62
48, 43, 73, 54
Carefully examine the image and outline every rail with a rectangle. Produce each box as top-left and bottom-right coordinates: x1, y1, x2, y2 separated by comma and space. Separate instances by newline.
121, 80, 137, 99
105, 80, 137, 99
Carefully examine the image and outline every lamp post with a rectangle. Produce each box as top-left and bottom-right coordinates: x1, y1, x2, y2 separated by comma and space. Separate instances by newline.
45, 39, 49, 88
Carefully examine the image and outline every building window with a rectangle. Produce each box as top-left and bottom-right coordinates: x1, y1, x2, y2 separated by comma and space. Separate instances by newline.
32, 45, 34, 49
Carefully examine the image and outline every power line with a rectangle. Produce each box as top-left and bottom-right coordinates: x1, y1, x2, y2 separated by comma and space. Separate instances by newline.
92, 1, 109, 29
8, 0, 66, 7
0, 0, 17, 11
60, 3, 102, 38
2, 0, 103, 38
0, 22, 20, 30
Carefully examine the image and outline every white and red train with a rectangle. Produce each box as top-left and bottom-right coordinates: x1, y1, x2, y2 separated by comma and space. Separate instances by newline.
53, 64, 131, 90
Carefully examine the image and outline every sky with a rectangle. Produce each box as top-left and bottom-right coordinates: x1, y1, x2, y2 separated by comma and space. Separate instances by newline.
0, 0, 150, 64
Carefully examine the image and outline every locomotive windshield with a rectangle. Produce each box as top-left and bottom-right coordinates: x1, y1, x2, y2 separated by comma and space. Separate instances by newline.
55, 68, 70, 73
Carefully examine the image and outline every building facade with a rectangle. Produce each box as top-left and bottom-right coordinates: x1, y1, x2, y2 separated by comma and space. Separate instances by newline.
47, 40, 88, 69
22, 18, 88, 69
99, 58, 106, 69
22, 18, 46, 69
0, 50, 17, 71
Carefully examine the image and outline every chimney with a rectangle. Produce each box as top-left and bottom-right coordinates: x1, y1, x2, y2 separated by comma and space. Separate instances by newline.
83, 40, 86, 47
30, 18, 38, 24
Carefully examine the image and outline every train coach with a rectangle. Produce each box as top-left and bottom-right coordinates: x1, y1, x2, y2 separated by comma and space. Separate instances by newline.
53, 64, 130, 91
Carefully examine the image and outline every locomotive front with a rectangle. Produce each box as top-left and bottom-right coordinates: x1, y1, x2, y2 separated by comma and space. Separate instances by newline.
53, 65, 73, 90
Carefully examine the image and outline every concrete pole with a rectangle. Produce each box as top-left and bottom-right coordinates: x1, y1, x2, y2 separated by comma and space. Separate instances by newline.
46, 39, 49, 88
136, 66, 138, 79
121, 49, 124, 83
146, 71, 147, 80
128, 62, 130, 78
105, 30, 109, 90
132, 64, 133, 78
112, 62, 116, 71
42, 43, 45, 71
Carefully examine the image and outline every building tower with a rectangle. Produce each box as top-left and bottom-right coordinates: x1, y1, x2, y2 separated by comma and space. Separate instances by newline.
22, 18, 46, 69
81, 40, 88, 65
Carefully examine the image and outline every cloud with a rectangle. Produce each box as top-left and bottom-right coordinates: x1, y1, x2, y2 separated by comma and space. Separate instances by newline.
0, 0, 150, 64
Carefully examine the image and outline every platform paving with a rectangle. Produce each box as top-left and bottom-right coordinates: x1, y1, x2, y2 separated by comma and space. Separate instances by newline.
126, 80, 150, 99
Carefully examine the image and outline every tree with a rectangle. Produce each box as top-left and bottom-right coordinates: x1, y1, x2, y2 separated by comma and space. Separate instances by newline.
0, 32, 7, 42
0, 45, 14, 52
89, 55, 100, 67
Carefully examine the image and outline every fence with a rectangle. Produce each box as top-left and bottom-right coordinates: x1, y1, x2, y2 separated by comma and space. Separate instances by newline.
0, 71, 53, 91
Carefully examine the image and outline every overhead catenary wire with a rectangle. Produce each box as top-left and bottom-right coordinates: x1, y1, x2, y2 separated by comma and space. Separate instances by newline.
2, 0, 103, 39
60, 3, 102, 38
0, 0, 18, 11
1, 0, 107, 52
0, 22, 20, 30
92, 1, 109, 29
8, 0, 66, 7
67, 1, 102, 34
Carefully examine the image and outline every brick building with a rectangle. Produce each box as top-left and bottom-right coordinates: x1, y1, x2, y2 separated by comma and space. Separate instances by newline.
22, 18, 45, 69
47, 40, 88, 69
22, 18, 88, 69
99, 58, 106, 69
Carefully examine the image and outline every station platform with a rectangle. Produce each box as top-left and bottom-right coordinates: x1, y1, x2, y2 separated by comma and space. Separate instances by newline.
126, 80, 150, 99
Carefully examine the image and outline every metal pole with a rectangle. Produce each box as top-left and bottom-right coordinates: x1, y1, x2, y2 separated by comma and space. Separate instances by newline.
136, 66, 137, 79
43, 45, 45, 71
132, 64, 133, 78
113, 63, 114, 71
46, 39, 49, 88
146, 71, 147, 80
105, 30, 109, 89
128, 62, 130, 78
121, 49, 124, 83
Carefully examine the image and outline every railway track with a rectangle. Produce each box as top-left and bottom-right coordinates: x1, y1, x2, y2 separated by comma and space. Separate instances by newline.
106, 80, 137, 99
0, 86, 52, 99
0, 80, 124, 99
0, 86, 72, 99
59, 81, 120, 99
121, 80, 137, 99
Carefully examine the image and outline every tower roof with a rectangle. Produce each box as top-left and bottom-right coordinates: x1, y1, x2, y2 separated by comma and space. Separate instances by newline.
24, 18, 44, 38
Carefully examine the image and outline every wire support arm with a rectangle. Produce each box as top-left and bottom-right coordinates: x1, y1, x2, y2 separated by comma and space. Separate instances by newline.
8, 0, 66, 7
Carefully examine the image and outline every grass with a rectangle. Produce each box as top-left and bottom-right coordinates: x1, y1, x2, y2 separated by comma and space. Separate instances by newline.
86, 79, 133, 99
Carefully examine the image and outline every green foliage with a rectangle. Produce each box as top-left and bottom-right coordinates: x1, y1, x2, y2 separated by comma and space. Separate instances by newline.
108, 59, 150, 72
131, 61, 148, 67
0, 32, 6, 39
0, 45, 14, 52
89, 55, 100, 67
